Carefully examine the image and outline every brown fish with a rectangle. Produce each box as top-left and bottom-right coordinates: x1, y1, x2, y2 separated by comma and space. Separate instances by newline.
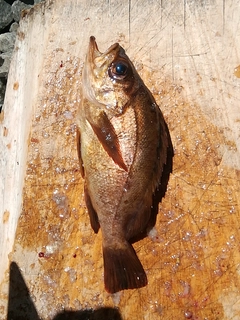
77, 36, 173, 293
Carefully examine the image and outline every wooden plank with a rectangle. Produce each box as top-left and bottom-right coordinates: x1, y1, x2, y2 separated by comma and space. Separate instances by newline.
1, 0, 240, 318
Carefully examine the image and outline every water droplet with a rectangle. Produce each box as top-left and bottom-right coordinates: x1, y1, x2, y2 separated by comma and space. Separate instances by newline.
42, 132, 49, 138
234, 65, 240, 78
230, 206, 235, 214
184, 310, 193, 319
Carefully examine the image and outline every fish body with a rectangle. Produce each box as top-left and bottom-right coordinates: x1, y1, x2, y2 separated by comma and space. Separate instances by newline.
77, 36, 173, 293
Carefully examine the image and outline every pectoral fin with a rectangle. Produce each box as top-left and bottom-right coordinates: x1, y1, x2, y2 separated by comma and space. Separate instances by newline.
88, 111, 128, 172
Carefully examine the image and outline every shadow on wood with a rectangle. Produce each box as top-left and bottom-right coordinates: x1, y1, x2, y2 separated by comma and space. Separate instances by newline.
7, 262, 123, 320
7, 262, 40, 320
53, 308, 123, 320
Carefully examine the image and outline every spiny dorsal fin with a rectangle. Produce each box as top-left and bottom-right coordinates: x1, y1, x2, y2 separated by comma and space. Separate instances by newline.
76, 128, 85, 178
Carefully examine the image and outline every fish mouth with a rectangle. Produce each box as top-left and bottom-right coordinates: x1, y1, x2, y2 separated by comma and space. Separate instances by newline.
88, 36, 120, 66
83, 37, 120, 107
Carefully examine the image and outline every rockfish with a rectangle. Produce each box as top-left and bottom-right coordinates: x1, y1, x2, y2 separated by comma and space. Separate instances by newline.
77, 36, 173, 293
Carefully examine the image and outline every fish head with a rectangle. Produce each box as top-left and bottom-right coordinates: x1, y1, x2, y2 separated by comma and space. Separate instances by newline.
82, 36, 142, 115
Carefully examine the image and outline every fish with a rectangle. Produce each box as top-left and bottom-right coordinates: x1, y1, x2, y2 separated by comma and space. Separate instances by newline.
77, 36, 173, 293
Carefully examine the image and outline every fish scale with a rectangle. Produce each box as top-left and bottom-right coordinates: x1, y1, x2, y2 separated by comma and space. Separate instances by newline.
77, 36, 173, 293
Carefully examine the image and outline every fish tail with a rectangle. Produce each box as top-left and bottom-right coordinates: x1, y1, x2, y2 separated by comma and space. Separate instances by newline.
103, 242, 147, 293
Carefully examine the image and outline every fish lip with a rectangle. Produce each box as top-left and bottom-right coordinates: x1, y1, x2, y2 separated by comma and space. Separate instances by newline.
88, 36, 99, 61
88, 36, 120, 63
89, 36, 99, 53
104, 42, 119, 55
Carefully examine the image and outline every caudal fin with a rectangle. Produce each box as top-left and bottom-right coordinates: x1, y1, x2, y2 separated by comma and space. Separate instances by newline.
103, 242, 147, 293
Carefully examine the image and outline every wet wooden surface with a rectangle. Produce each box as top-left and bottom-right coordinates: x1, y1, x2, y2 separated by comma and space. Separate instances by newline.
1, 0, 240, 319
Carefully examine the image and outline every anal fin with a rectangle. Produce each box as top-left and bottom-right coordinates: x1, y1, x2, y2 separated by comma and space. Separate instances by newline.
84, 184, 100, 233
103, 242, 147, 293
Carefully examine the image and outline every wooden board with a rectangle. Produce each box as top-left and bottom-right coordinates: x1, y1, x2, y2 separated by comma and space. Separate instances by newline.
1, 0, 240, 319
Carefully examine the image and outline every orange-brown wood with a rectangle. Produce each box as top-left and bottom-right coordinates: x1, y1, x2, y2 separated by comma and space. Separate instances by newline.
1, 1, 240, 319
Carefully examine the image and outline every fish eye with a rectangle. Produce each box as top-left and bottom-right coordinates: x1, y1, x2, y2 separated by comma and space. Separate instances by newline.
108, 61, 129, 80
114, 62, 128, 75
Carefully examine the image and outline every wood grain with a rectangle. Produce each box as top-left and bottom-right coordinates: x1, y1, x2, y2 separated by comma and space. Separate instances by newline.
0, 0, 240, 319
